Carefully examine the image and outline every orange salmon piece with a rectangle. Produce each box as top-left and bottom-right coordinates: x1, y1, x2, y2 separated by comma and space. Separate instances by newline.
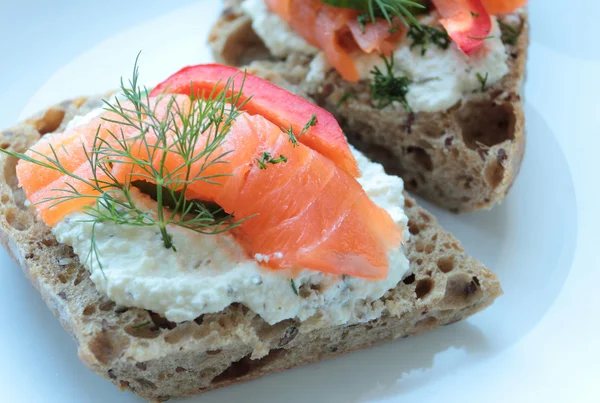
481, 0, 527, 14
16, 120, 103, 197
314, 6, 360, 82
212, 115, 402, 279
267, 0, 403, 82
347, 17, 406, 54
27, 160, 109, 226
18, 95, 191, 226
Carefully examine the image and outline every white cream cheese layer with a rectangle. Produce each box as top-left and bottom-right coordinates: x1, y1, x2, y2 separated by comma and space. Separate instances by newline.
53, 108, 410, 326
241, 0, 319, 57
242, 0, 509, 113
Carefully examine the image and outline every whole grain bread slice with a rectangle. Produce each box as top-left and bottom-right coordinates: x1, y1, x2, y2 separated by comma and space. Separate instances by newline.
0, 96, 502, 401
208, 0, 529, 212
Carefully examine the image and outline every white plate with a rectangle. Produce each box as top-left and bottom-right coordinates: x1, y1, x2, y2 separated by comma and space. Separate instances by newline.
1, 1, 599, 402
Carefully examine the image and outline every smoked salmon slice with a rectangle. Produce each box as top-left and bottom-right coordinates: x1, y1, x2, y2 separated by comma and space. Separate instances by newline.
314, 5, 361, 82
120, 110, 402, 279
18, 95, 402, 279
16, 96, 191, 226
17, 118, 118, 226
150, 64, 361, 178
347, 17, 403, 55
265, 0, 404, 82
25, 162, 110, 227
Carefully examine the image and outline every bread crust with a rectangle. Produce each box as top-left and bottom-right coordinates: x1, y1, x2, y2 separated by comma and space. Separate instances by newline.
209, 1, 529, 212
0, 96, 501, 401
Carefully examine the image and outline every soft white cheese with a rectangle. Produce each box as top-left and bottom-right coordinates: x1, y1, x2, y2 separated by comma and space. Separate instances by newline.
306, 52, 331, 87
241, 0, 319, 58
353, 18, 509, 112
243, 2, 509, 113
51, 109, 410, 327
65, 107, 105, 131
65, 92, 121, 132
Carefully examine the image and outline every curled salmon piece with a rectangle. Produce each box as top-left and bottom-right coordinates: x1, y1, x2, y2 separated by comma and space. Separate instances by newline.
266, 0, 404, 82
150, 64, 361, 178
347, 17, 404, 55
16, 96, 191, 226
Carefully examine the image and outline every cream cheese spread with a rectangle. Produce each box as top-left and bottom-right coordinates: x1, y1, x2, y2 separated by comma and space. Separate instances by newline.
241, 0, 509, 113
53, 107, 411, 327
241, 0, 319, 58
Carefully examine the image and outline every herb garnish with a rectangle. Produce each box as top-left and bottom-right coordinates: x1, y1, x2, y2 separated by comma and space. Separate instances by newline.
476, 72, 489, 92
407, 24, 451, 55
357, 13, 369, 34
132, 321, 151, 329
281, 114, 317, 147
290, 279, 298, 295
337, 91, 358, 108
467, 35, 494, 40
256, 152, 288, 169
370, 53, 412, 111
322, 0, 425, 29
0, 55, 250, 271
498, 20, 522, 46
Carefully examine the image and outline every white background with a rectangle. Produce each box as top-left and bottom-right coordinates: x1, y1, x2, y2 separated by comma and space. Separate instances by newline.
1, 1, 599, 402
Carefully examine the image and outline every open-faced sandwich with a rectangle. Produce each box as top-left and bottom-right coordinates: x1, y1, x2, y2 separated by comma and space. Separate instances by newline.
210, 0, 529, 212
0, 63, 501, 401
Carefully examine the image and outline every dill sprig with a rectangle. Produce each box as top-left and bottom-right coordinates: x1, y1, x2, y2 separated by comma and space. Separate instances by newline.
281, 114, 317, 147
1, 55, 251, 271
323, 0, 426, 28
336, 91, 358, 108
370, 53, 412, 111
356, 14, 369, 34
290, 279, 298, 295
256, 152, 288, 169
407, 24, 450, 55
467, 34, 494, 41
498, 20, 523, 46
476, 72, 489, 92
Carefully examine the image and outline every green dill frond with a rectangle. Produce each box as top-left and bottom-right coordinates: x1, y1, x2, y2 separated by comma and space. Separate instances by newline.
357, 13, 369, 34
336, 91, 358, 108
498, 20, 523, 46
256, 152, 288, 169
370, 53, 412, 111
281, 114, 317, 147
323, 0, 426, 28
476, 72, 489, 92
300, 114, 318, 138
467, 35, 494, 40
407, 24, 450, 55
